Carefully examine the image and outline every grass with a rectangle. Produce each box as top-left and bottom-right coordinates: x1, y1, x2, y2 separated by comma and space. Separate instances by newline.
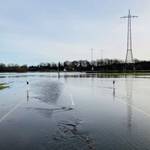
85, 72, 150, 79
0, 83, 9, 90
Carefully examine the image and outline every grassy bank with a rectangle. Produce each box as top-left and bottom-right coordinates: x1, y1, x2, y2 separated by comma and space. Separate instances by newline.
84, 72, 150, 78
0, 83, 9, 90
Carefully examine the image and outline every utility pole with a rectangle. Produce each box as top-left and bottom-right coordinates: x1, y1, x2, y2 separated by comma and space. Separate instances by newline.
121, 9, 138, 64
90, 48, 94, 71
101, 49, 103, 60
90, 48, 94, 62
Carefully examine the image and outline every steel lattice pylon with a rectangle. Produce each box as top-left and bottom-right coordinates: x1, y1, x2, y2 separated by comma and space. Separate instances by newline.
121, 10, 138, 63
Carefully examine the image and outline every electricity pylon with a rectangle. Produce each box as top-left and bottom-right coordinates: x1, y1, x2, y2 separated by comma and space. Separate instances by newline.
121, 10, 138, 63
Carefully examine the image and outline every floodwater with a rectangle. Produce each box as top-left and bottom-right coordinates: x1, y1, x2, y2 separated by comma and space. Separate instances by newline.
0, 73, 150, 150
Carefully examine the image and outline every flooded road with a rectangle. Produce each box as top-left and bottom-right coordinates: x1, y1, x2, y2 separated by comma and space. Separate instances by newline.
0, 72, 150, 150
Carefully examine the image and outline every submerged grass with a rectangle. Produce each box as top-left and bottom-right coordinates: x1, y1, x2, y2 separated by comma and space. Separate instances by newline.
0, 83, 9, 90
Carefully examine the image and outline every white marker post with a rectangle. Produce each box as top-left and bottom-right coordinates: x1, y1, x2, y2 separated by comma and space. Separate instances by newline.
26, 81, 29, 102
113, 80, 115, 97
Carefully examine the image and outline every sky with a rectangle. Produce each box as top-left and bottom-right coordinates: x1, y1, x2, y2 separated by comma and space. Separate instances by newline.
0, 0, 150, 65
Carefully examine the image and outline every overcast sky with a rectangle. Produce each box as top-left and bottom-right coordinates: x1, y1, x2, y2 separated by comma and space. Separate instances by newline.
0, 0, 150, 65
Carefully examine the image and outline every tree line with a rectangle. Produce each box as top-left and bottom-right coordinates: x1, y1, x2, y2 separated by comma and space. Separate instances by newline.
0, 59, 150, 72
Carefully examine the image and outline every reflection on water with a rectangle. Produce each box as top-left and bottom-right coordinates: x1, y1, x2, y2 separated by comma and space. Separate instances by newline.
113, 77, 134, 130
29, 78, 96, 149
113, 88, 115, 100
1, 73, 150, 150
27, 89, 29, 102
125, 78, 133, 129
33, 80, 63, 105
